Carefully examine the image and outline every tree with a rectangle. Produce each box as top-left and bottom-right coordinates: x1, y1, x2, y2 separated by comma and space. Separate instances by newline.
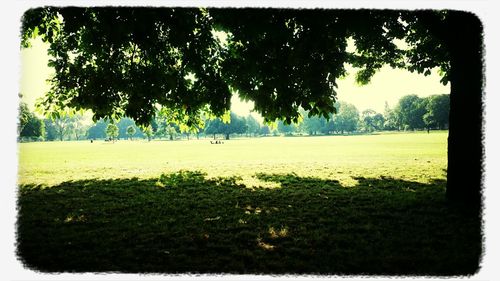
126, 125, 136, 140
360, 109, 377, 132
166, 125, 178, 141
423, 94, 450, 131
334, 102, 359, 134
360, 109, 384, 132
321, 114, 336, 135
245, 114, 261, 137
19, 102, 32, 134
277, 120, 296, 136
20, 116, 45, 141
142, 125, 153, 141
69, 114, 90, 140
383, 102, 400, 131
22, 8, 482, 208
87, 119, 109, 139
396, 95, 427, 130
204, 118, 223, 140
401, 12, 482, 208
19, 103, 45, 141
43, 119, 58, 141
205, 112, 247, 140
259, 125, 271, 136
51, 115, 72, 141
302, 114, 325, 136
372, 114, 385, 131
106, 123, 119, 142
41, 113, 90, 141
117, 118, 142, 139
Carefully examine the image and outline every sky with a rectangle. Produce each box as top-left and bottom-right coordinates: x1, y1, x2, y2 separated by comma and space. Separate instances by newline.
21, 38, 450, 122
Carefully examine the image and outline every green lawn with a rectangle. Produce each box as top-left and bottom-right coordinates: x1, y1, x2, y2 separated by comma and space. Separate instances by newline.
18, 131, 448, 186
16, 131, 482, 275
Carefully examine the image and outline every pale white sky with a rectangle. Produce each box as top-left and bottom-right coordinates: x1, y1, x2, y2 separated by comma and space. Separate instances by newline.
21, 38, 449, 121
336, 65, 449, 113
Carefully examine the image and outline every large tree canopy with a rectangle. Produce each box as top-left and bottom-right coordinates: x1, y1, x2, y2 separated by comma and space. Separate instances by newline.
21, 8, 483, 208
21, 8, 409, 125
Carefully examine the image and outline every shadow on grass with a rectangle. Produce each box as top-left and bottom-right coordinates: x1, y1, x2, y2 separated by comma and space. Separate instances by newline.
17, 171, 481, 275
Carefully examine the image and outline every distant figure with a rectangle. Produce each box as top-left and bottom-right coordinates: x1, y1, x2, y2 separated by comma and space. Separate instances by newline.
210, 141, 214, 144
90, 139, 93, 143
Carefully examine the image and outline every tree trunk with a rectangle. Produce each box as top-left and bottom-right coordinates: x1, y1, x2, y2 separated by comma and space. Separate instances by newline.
445, 12, 483, 212
225, 133, 230, 140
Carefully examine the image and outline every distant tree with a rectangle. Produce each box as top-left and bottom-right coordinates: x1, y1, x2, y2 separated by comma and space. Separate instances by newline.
321, 113, 336, 135
166, 125, 177, 140
142, 125, 153, 141
397, 95, 427, 130
360, 109, 385, 132
117, 118, 135, 139
19, 102, 31, 133
204, 118, 223, 139
194, 123, 204, 139
155, 121, 179, 140
18, 103, 44, 141
51, 116, 72, 141
126, 125, 136, 140
334, 102, 359, 134
259, 125, 271, 136
43, 119, 58, 141
69, 114, 90, 140
106, 123, 119, 142
423, 94, 450, 131
277, 120, 296, 136
205, 112, 247, 140
383, 102, 401, 131
360, 109, 377, 132
227, 112, 247, 139
87, 119, 109, 139
372, 113, 385, 131
300, 109, 325, 135
20, 114, 45, 141
245, 114, 261, 137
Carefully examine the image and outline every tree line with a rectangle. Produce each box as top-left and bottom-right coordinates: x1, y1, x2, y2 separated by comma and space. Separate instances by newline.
18, 93, 449, 142
272, 93, 449, 136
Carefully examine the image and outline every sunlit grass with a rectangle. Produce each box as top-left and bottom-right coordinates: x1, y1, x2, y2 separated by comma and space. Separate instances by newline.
18, 131, 448, 186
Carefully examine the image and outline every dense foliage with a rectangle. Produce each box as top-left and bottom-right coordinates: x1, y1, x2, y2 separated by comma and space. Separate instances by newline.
19, 102, 45, 142
21, 8, 454, 127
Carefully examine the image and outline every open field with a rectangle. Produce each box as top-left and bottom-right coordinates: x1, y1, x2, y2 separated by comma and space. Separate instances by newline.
18, 131, 448, 186
16, 131, 482, 275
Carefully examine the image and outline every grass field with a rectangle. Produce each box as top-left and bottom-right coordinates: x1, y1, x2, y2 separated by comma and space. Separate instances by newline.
16, 131, 482, 275
18, 131, 448, 186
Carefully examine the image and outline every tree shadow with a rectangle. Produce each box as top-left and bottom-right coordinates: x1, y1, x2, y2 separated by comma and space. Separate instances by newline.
17, 171, 481, 275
